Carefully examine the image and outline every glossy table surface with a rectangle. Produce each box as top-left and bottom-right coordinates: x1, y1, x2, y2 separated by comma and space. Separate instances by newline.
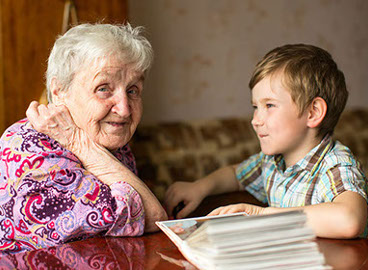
1, 192, 368, 269
2, 232, 368, 270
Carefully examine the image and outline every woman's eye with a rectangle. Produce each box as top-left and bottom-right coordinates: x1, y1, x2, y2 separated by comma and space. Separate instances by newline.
97, 87, 109, 92
266, 104, 274, 108
127, 86, 141, 98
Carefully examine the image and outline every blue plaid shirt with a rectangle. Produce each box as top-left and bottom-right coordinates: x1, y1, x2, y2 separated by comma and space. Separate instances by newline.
236, 135, 367, 235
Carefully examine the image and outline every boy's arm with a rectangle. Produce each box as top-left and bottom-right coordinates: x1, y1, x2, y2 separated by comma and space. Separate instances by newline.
210, 191, 367, 239
165, 164, 241, 219
295, 191, 367, 238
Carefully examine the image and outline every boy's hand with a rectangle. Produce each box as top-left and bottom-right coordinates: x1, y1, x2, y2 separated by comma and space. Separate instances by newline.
208, 203, 266, 216
165, 181, 207, 219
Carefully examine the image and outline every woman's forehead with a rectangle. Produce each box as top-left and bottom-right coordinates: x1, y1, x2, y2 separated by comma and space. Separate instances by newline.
90, 55, 126, 71
77, 57, 144, 82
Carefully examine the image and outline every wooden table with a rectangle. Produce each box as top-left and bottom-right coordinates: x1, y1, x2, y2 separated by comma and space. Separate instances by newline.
1, 192, 368, 269
1, 230, 367, 269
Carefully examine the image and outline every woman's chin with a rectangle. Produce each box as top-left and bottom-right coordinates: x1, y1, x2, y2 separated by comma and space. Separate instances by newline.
99, 139, 127, 152
90, 129, 133, 151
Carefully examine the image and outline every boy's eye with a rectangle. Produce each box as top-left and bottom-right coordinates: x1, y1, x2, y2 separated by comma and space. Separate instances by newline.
252, 105, 258, 110
266, 104, 274, 108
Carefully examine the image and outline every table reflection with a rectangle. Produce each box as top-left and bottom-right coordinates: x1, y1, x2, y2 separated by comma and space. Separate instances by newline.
0, 236, 149, 269
317, 238, 368, 270
0, 232, 189, 270
1, 226, 368, 269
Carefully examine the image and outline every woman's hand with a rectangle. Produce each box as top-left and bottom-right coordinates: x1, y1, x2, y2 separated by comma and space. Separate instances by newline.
26, 101, 80, 150
165, 181, 208, 219
208, 203, 266, 216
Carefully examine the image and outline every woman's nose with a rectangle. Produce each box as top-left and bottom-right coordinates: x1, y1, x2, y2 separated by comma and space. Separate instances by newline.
111, 93, 131, 117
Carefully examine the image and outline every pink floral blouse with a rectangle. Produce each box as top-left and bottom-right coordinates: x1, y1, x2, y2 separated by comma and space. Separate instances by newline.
0, 119, 145, 253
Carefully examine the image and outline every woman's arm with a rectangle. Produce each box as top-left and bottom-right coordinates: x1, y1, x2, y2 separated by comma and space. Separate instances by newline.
1, 121, 145, 251
27, 101, 167, 232
71, 137, 168, 232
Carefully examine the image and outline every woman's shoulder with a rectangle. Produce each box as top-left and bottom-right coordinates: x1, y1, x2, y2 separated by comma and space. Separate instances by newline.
1, 118, 69, 155
114, 144, 138, 175
0, 119, 81, 181
1, 118, 29, 136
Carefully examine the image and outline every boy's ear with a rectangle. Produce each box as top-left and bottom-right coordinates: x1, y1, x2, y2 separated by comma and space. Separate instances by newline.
50, 77, 65, 105
307, 97, 327, 128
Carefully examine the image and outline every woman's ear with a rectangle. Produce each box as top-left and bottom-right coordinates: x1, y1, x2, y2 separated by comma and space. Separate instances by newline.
307, 97, 327, 128
50, 77, 65, 105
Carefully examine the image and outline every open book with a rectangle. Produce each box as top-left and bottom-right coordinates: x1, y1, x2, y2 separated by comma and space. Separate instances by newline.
156, 211, 330, 270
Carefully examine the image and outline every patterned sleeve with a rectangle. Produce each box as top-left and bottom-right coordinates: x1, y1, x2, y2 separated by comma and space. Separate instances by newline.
235, 152, 268, 204
316, 164, 368, 203
0, 121, 144, 253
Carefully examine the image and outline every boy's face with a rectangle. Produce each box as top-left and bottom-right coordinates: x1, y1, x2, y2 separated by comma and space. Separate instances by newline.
251, 72, 313, 167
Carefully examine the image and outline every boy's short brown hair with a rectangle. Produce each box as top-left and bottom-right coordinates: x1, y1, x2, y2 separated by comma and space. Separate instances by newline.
249, 44, 348, 137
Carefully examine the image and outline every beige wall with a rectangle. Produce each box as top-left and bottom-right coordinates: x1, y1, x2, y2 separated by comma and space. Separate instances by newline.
129, 0, 368, 124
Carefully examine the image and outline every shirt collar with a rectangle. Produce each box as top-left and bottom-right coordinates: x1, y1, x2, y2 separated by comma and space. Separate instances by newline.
271, 135, 334, 174
303, 134, 334, 173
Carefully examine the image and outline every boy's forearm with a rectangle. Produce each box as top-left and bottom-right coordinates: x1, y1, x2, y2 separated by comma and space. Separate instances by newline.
305, 191, 367, 238
197, 164, 241, 197
265, 191, 367, 239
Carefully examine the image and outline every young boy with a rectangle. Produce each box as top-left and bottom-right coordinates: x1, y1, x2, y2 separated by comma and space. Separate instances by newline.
165, 44, 367, 239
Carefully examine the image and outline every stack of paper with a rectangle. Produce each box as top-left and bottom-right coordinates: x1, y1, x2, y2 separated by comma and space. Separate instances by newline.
156, 211, 330, 270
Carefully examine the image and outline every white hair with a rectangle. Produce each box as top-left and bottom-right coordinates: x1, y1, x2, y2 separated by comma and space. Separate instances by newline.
46, 23, 153, 103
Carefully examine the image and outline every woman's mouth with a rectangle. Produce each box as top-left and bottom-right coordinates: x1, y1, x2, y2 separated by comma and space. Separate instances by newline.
106, 121, 127, 127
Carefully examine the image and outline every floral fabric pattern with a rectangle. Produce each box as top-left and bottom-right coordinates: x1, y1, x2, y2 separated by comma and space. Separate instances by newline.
0, 119, 144, 253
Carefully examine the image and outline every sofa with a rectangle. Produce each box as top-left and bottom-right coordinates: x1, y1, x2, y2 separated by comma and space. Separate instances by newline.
130, 108, 368, 203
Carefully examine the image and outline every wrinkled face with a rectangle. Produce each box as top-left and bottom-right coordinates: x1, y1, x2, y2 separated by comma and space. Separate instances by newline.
251, 72, 310, 166
59, 56, 144, 151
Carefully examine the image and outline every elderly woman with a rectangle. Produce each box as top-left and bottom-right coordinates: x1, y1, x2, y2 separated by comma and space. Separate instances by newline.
0, 23, 167, 253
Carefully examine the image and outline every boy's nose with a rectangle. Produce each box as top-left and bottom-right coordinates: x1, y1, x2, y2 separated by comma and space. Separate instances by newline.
251, 111, 263, 127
